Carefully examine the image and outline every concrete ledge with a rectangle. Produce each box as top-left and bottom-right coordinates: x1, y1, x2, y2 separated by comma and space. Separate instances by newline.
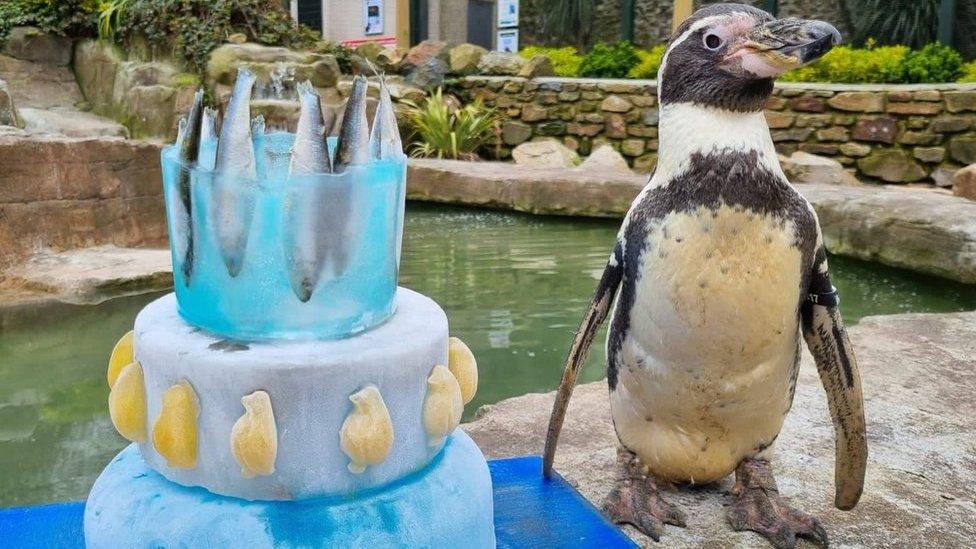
0, 246, 172, 305
407, 159, 976, 283
0, 134, 166, 270
463, 311, 976, 547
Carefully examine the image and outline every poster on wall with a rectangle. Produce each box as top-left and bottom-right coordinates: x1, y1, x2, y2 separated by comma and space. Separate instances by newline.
364, 0, 383, 35
497, 0, 519, 28
497, 28, 519, 53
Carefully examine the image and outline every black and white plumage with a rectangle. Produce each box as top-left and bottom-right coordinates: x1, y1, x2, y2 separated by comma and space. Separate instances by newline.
544, 4, 865, 547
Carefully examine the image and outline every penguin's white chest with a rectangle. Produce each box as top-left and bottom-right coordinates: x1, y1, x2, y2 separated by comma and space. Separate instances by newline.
610, 203, 804, 482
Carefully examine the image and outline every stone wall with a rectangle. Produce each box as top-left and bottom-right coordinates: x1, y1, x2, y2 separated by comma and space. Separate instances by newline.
0, 134, 167, 270
73, 40, 198, 139
453, 76, 976, 183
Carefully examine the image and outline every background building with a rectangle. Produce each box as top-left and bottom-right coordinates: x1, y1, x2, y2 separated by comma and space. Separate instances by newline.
291, 0, 497, 49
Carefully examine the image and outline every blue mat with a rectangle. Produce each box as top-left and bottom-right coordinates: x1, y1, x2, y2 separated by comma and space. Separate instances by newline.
0, 456, 634, 549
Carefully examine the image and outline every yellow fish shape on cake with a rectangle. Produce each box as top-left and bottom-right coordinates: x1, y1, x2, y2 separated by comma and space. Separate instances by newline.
230, 390, 278, 478
107, 330, 134, 388
152, 379, 200, 469
423, 365, 463, 448
108, 362, 147, 443
448, 337, 479, 405
340, 385, 394, 474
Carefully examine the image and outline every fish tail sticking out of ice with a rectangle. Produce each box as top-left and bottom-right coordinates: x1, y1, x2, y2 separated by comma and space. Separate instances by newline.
368, 78, 404, 161
315, 75, 369, 279
212, 67, 258, 278
289, 81, 331, 175
251, 114, 265, 136
201, 107, 219, 143
173, 89, 204, 285
285, 81, 334, 302
334, 75, 370, 172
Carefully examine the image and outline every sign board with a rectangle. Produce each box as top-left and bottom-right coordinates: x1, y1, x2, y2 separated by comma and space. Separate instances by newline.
497, 28, 519, 53
497, 0, 519, 28
364, 0, 384, 35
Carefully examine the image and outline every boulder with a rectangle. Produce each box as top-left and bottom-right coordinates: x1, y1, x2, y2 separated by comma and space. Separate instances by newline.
73, 40, 123, 111
405, 58, 449, 90
376, 46, 407, 73
857, 149, 927, 183
0, 78, 22, 127
227, 33, 248, 44
512, 140, 580, 168
477, 52, 526, 76
518, 55, 554, 78
948, 136, 976, 165
2, 27, 72, 66
952, 164, 976, 201
206, 43, 325, 86
311, 55, 341, 87
578, 144, 632, 174
2, 247, 173, 305
930, 166, 956, 188
464, 311, 976, 548
18, 107, 128, 138
402, 40, 449, 70
449, 43, 487, 75
600, 95, 633, 113
826, 91, 884, 112
501, 120, 533, 146
782, 151, 860, 185
122, 85, 179, 138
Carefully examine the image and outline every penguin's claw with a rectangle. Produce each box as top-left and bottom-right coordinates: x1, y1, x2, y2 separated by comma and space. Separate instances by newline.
727, 458, 829, 549
602, 449, 686, 542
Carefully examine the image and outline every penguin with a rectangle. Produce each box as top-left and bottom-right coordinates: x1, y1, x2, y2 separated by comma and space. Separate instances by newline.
542, 5, 867, 548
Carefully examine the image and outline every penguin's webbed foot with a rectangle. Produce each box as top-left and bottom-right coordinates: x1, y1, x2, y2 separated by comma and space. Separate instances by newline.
602, 448, 686, 542
727, 458, 829, 549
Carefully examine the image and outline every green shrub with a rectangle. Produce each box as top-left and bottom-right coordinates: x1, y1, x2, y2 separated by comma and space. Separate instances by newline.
899, 42, 962, 83
578, 41, 640, 79
780, 44, 909, 83
780, 41, 968, 84
0, 0, 99, 45
313, 41, 356, 73
108, 0, 318, 73
519, 46, 582, 77
402, 88, 501, 160
959, 61, 976, 83
627, 44, 666, 79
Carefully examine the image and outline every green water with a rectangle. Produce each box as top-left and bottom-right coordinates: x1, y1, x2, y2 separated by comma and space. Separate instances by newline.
2, 203, 975, 507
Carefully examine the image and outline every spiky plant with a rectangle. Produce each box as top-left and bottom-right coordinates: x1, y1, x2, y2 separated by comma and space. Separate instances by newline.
848, 0, 939, 49
402, 89, 501, 161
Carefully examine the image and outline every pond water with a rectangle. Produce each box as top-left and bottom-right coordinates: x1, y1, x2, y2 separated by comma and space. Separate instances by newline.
3, 203, 975, 507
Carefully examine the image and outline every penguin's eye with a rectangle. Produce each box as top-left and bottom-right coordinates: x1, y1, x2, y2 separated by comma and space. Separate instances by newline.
703, 33, 724, 50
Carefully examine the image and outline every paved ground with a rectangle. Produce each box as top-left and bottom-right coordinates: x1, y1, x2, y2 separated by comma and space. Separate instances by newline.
463, 311, 976, 548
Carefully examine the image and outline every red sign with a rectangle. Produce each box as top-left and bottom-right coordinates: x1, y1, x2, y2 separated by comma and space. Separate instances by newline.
341, 35, 398, 48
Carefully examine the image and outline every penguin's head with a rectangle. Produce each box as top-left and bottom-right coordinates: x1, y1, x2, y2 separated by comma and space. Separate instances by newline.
658, 3, 841, 112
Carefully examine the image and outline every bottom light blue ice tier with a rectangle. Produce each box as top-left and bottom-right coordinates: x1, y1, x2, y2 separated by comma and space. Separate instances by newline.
84, 432, 495, 549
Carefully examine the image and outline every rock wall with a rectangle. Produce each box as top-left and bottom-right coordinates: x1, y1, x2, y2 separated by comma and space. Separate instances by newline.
453, 76, 976, 183
73, 40, 198, 139
0, 135, 167, 271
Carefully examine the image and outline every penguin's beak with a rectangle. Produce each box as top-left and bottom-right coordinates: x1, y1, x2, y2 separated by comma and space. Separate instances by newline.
725, 18, 841, 78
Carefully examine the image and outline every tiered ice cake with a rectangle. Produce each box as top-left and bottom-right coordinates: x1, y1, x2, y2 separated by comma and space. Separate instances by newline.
84, 70, 495, 548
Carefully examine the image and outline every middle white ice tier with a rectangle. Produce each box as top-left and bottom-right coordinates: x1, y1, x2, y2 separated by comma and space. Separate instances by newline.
132, 288, 448, 501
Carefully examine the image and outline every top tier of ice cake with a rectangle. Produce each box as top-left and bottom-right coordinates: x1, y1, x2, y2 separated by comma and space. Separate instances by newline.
161, 69, 406, 340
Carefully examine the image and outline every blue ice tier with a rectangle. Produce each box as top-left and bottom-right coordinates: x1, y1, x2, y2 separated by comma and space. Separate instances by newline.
161, 133, 407, 340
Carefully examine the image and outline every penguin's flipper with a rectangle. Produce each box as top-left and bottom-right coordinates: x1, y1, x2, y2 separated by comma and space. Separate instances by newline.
543, 244, 624, 477
801, 246, 868, 511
